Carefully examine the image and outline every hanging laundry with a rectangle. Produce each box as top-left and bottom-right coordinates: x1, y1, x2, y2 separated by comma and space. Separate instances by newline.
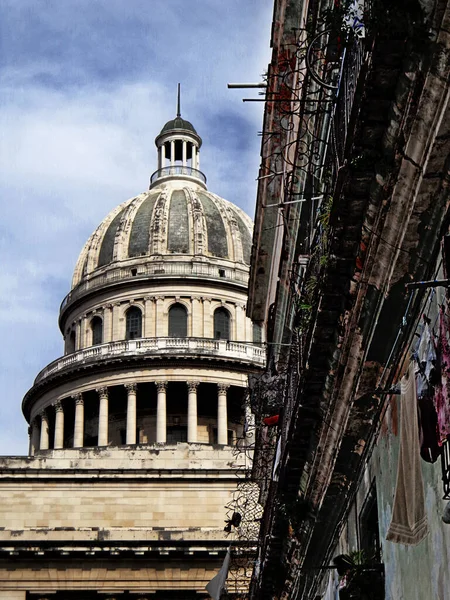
386, 362, 429, 545
433, 306, 450, 444
414, 321, 441, 462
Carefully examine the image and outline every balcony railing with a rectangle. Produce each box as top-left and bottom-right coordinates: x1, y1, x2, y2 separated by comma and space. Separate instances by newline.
34, 337, 266, 384
150, 165, 207, 186
60, 260, 249, 312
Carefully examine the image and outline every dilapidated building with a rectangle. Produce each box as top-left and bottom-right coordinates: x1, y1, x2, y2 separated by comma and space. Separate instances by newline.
0, 111, 263, 598
247, 0, 450, 598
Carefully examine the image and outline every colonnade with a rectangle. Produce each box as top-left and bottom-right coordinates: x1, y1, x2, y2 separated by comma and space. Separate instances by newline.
157, 139, 199, 171
29, 381, 231, 454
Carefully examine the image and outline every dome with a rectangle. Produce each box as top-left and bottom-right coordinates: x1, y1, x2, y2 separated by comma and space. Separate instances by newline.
160, 117, 198, 135
72, 183, 253, 289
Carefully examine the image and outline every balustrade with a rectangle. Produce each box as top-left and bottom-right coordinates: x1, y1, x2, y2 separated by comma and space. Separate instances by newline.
34, 337, 264, 384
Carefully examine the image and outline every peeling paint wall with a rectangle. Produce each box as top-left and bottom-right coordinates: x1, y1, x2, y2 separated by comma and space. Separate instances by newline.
321, 395, 450, 600
375, 396, 450, 600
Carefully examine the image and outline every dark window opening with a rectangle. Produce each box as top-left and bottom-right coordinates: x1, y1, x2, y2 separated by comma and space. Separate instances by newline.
84, 434, 98, 448
219, 268, 226, 277
131, 268, 137, 276
359, 483, 381, 562
126, 306, 142, 340
214, 307, 230, 340
169, 303, 188, 337
91, 316, 103, 346
167, 425, 187, 443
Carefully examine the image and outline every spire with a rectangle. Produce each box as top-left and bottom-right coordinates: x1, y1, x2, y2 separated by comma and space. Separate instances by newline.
177, 83, 181, 117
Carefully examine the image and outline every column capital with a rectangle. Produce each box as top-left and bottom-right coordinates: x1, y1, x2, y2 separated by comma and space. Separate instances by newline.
105, 303, 113, 310
125, 383, 137, 393
54, 400, 64, 413
39, 408, 47, 419
192, 296, 201, 302
187, 381, 199, 392
218, 383, 230, 394
96, 387, 109, 399
156, 381, 168, 392
73, 393, 84, 406
28, 425, 32, 437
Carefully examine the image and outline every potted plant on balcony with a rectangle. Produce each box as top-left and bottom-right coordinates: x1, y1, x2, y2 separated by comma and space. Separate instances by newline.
334, 551, 385, 600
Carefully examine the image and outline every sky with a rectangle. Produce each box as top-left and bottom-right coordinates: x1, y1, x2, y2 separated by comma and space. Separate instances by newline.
0, 0, 274, 455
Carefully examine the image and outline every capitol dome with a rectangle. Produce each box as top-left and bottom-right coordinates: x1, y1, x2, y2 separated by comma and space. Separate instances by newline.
71, 185, 253, 289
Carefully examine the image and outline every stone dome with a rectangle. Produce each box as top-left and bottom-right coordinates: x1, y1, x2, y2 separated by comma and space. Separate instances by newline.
160, 116, 198, 135
72, 183, 253, 289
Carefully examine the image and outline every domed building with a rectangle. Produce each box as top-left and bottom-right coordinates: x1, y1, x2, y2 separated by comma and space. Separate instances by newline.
0, 108, 264, 599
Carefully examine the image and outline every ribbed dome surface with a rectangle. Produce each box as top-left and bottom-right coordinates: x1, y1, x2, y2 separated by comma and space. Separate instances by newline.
160, 117, 197, 135
72, 184, 253, 289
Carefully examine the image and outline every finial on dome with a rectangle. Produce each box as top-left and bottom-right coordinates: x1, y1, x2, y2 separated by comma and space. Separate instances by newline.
177, 83, 181, 118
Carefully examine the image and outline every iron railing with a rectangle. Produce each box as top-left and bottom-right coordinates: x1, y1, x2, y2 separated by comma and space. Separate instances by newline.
150, 165, 207, 186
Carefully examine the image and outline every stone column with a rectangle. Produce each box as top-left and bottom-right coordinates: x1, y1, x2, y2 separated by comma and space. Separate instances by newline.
104, 304, 113, 343
235, 303, 246, 341
187, 381, 199, 443
143, 296, 153, 338
203, 297, 213, 338
170, 140, 175, 166
182, 140, 187, 166
217, 384, 229, 445
155, 297, 165, 337
192, 145, 197, 170
73, 393, 84, 448
76, 319, 82, 351
39, 410, 49, 450
54, 401, 64, 449
97, 387, 109, 446
111, 302, 121, 342
191, 297, 203, 337
29, 419, 40, 455
156, 381, 167, 443
126, 383, 137, 445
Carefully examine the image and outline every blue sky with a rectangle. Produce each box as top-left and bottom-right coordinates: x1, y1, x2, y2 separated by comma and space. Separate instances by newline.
0, 0, 273, 454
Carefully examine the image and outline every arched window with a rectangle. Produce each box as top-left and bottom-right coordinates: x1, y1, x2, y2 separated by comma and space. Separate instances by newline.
126, 306, 142, 340
91, 316, 103, 345
214, 307, 230, 340
169, 303, 188, 337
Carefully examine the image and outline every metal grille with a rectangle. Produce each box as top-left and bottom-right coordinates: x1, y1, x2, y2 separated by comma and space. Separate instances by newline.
91, 316, 103, 345
214, 307, 230, 340
125, 306, 142, 340
168, 303, 188, 337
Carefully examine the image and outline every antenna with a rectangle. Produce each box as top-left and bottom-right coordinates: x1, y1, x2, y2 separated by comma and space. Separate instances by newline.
177, 83, 181, 117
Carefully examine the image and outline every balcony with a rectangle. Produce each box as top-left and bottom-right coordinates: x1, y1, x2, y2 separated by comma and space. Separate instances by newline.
34, 337, 266, 384
150, 165, 207, 187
